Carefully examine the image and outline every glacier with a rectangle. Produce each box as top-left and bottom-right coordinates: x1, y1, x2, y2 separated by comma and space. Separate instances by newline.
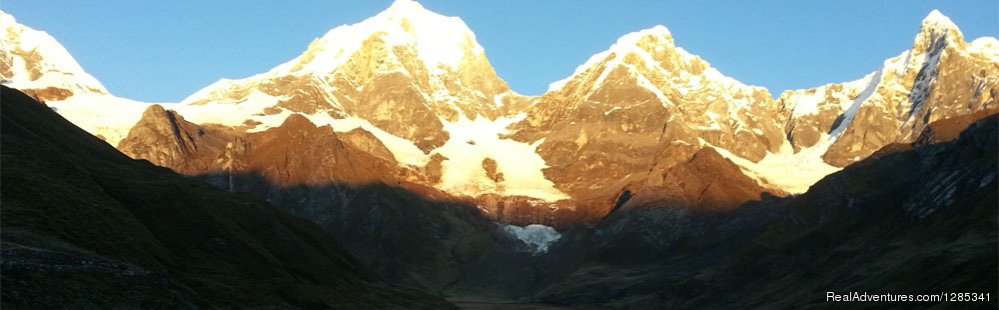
502, 224, 562, 255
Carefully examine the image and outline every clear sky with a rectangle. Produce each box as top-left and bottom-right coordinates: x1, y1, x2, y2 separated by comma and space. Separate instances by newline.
4, 1, 997, 102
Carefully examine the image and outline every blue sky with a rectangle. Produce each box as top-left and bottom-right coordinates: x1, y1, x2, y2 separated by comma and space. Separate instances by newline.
4, 1, 997, 102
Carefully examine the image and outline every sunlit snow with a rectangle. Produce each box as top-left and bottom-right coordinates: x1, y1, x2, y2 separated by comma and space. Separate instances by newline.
196, 107, 569, 201
45, 94, 152, 146
434, 114, 569, 201
0, 11, 108, 94
702, 138, 841, 195
269, 0, 482, 76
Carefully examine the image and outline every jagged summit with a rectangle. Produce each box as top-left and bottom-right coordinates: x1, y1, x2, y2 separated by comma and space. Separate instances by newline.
4, 6, 997, 217
777, 9, 999, 172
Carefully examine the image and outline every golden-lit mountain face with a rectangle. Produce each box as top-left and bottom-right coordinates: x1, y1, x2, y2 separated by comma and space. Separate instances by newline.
0, 12, 107, 99
178, 0, 525, 152
511, 26, 787, 207
3, 3, 997, 225
779, 10, 999, 167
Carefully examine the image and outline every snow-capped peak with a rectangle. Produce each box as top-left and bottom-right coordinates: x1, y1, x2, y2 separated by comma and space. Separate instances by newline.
0, 10, 107, 95
547, 25, 676, 92
624, 25, 673, 44
383, 0, 428, 15
913, 10, 964, 51
921, 9, 959, 32
270, 0, 483, 76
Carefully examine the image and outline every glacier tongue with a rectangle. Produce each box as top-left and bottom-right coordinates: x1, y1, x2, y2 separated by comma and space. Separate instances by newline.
502, 224, 561, 255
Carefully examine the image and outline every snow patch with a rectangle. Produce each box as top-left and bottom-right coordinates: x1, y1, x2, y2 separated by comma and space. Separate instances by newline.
434, 114, 569, 201
173, 90, 286, 127
701, 137, 841, 194
830, 68, 882, 139
45, 93, 152, 146
502, 224, 561, 255
968, 37, 999, 62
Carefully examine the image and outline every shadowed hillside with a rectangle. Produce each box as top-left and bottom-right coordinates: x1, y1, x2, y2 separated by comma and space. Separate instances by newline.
535, 114, 998, 308
0, 86, 455, 309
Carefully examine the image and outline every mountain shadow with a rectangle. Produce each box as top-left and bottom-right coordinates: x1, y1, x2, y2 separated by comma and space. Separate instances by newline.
536, 114, 998, 308
186, 170, 583, 301
0, 85, 455, 309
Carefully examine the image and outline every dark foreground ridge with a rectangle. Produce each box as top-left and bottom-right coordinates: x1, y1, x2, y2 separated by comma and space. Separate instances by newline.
0, 85, 455, 308
536, 114, 998, 308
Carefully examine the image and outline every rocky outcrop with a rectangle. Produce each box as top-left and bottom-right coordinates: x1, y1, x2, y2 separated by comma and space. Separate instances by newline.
622, 147, 771, 212
118, 105, 237, 174
119, 105, 419, 187
22, 86, 73, 101
340, 127, 398, 163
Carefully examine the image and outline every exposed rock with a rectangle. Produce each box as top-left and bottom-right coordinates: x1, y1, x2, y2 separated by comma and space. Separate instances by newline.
481, 157, 504, 183
340, 127, 398, 163
780, 11, 999, 167
22, 86, 73, 102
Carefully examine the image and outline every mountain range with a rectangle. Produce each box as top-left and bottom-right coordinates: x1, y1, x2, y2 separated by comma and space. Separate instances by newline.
1, 1, 996, 308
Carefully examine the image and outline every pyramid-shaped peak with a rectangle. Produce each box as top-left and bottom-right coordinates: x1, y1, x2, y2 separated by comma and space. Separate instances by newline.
642, 25, 673, 37
384, 0, 428, 14
922, 9, 958, 30
618, 25, 674, 45
913, 9, 964, 51
917, 9, 963, 38
605, 25, 677, 55
376, 0, 456, 22
270, 0, 483, 76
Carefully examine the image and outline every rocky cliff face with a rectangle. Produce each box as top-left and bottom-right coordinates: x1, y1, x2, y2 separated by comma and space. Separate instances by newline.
119, 105, 419, 187
779, 10, 999, 167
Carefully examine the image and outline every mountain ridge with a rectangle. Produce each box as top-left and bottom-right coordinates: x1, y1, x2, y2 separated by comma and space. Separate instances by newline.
2, 3, 996, 223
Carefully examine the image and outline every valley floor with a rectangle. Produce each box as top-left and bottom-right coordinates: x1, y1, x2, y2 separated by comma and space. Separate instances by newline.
450, 299, 580, 310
